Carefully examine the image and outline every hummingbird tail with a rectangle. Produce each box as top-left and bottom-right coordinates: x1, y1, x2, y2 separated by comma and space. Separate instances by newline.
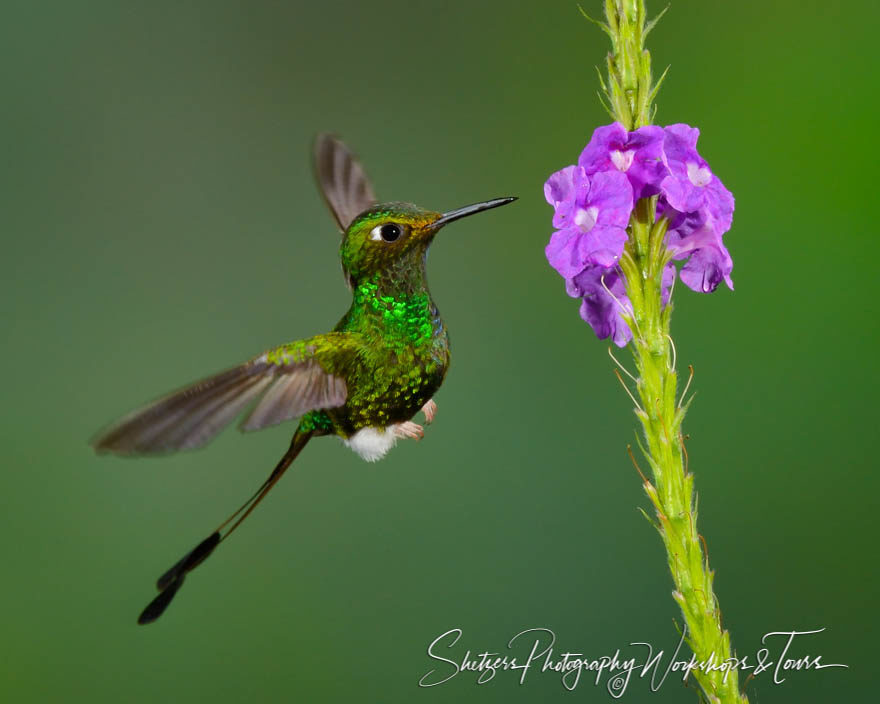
137, 429, 313, 625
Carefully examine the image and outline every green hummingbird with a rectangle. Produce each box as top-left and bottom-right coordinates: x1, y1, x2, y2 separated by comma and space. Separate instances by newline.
92, 135, 515, 624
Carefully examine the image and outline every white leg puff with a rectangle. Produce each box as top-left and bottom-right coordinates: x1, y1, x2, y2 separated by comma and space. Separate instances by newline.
343, 427, 399, 462
343, 421, 427, 462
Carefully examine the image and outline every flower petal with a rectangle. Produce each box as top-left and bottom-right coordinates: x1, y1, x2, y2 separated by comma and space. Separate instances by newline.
679, 246, 733, 293
586, 170, 634, 228
545, 227, 597, 279
580, 226, 628, 267
578, 123, 629, 173
704, 176, 735, 232
544, 165, 577, 206
544, 165, 590, 230
665, 213, 718, 257
569, 264, 633, 347
579, 123, 667, 200
662, 124, 701, 163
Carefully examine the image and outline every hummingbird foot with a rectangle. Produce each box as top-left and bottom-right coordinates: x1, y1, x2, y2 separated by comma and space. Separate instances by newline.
421, 399, 437, 424
393, 421, 424, 441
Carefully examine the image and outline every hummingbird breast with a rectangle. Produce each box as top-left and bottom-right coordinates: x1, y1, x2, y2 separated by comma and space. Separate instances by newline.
329, 281, 449, 437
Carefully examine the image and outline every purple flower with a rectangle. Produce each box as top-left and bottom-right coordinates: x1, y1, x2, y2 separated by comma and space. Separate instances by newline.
664, 208, 734, 292
578, 122, 667, 199
544, 167, 633, 278
660, 124, 734, 232
655, 125, 735, 293
565, 261, 677, 347
566, 264, 634, 347
544, 121, 735, 344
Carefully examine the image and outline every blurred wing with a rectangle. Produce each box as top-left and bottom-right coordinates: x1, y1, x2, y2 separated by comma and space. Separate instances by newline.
313, 133, 376, 231
92, 339, 353, 456
238, 358, 344, 432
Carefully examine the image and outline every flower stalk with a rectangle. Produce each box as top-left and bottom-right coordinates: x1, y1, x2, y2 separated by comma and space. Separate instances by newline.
598, 2, 748, 702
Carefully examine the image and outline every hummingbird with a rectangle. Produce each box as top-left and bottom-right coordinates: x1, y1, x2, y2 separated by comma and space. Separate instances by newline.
92, 134, 516, 624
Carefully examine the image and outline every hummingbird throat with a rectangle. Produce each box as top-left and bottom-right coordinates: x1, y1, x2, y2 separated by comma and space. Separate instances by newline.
353, 280, 436, 346
351, 254, 438, 347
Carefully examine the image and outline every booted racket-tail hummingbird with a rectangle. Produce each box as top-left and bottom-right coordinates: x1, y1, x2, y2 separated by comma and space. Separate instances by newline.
91, 135, 516, 624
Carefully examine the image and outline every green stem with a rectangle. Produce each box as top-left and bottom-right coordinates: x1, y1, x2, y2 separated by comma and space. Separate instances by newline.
598, 2, 748, 702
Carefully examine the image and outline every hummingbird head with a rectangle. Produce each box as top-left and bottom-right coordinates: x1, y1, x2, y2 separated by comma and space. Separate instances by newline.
339, 198, 515, 286
313, 134, 516, 288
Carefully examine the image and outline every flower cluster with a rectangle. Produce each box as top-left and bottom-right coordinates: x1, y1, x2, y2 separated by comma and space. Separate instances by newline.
544, 122, 734, 346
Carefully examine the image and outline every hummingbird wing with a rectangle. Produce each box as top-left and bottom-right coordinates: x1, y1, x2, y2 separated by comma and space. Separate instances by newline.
91, 334, 360, 456
313, 133, 376, 231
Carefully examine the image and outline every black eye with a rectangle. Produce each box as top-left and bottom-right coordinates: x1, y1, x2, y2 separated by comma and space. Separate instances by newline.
379, 224, 401, 242
369, 223, 406, 243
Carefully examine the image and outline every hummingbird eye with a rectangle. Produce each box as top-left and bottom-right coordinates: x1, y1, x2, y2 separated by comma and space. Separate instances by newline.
370, 223, 403, 243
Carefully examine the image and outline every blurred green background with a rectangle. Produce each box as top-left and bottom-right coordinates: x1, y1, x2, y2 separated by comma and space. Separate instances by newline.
2, 0, 877, 701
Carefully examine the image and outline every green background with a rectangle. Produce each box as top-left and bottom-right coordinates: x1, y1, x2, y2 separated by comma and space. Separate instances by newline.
2, 0, 876, 701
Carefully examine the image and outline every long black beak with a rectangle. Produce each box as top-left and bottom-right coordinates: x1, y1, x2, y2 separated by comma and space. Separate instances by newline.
427, 197, 517, 232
